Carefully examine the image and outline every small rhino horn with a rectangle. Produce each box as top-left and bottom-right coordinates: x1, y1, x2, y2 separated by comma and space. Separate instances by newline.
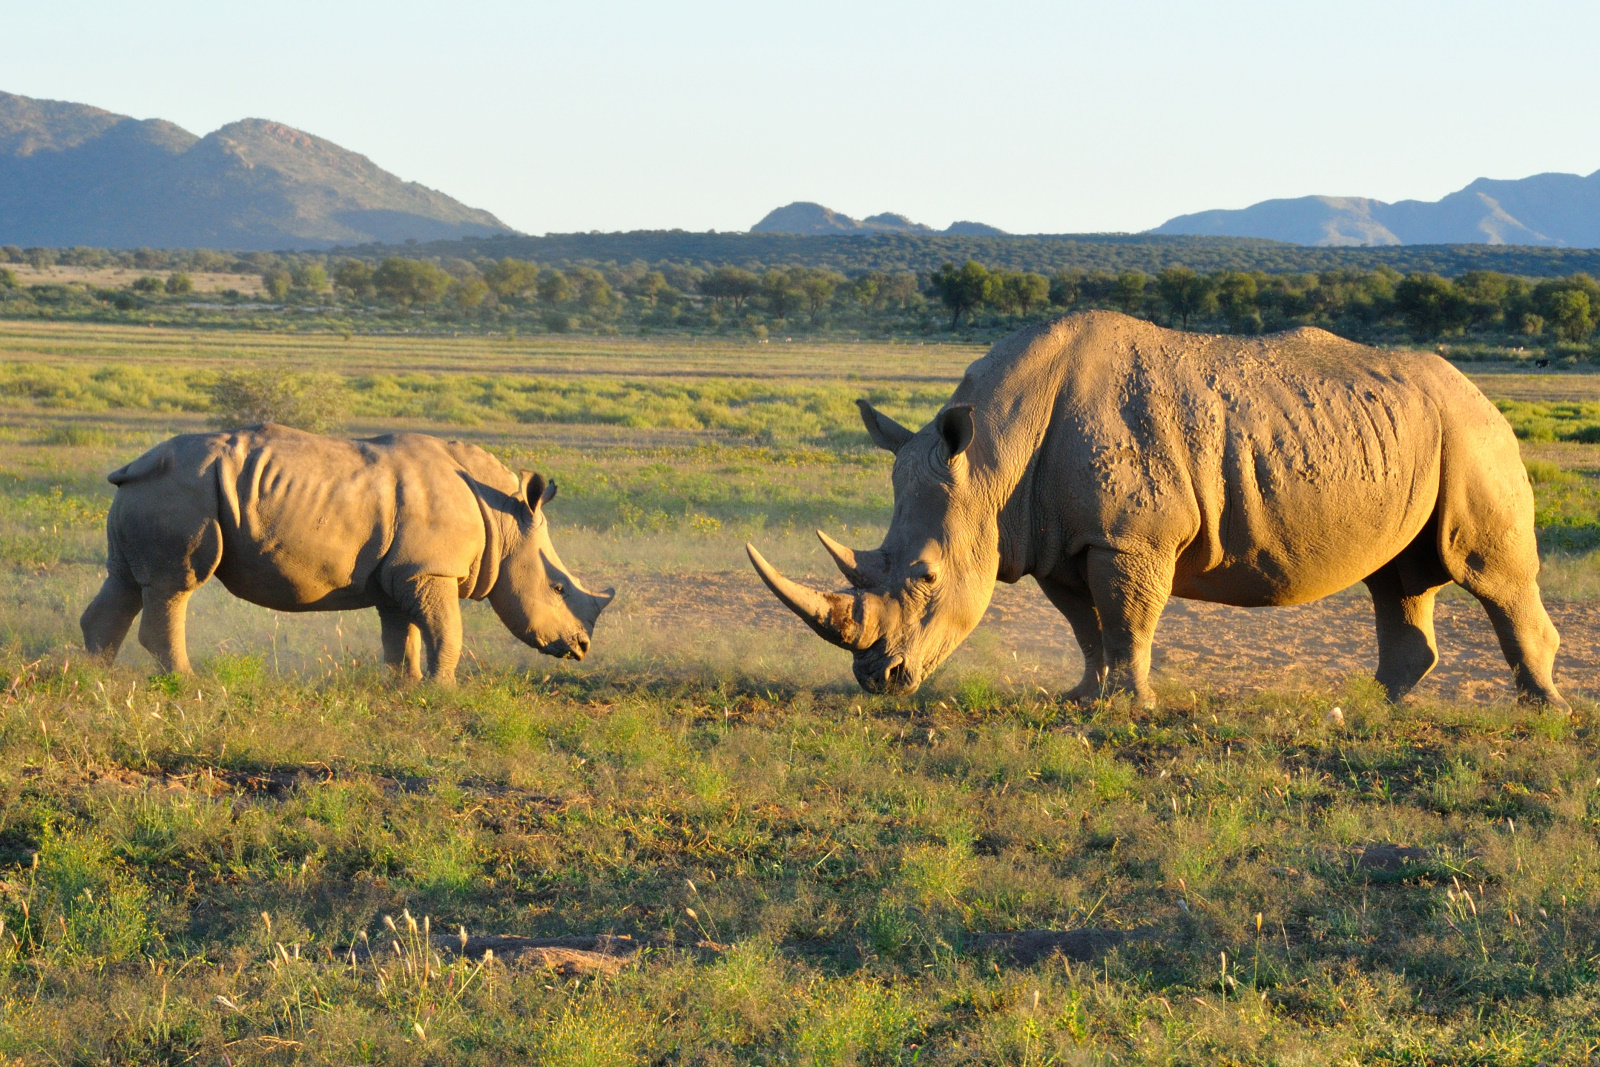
817, 530, 886, 589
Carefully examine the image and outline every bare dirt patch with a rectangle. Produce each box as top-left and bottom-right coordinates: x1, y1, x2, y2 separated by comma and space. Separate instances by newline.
616, 569, 1599, 702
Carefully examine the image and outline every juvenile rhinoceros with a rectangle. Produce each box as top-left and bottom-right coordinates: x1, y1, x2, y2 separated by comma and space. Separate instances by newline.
748, 312, 1565, 708
81, 425, 614, 683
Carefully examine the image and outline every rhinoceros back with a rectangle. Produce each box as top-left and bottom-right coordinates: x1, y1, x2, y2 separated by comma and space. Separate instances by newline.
107, 426, 498, 613
987, 314, 1525, 607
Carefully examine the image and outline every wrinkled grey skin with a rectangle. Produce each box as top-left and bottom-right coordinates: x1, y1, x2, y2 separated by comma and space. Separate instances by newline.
749, 312, 1565, 709
81, 425, 613, 683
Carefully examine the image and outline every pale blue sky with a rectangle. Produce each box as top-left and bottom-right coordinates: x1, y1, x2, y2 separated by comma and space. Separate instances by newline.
5, 0, 1598, 235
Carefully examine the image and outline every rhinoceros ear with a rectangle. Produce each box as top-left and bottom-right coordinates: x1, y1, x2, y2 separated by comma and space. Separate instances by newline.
857, 399, 914, 454
938, 405, 975, 461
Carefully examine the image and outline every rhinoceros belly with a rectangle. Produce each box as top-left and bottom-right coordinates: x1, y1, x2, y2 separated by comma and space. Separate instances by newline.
1172, 371, 1442, 606
212, 438, 396, 612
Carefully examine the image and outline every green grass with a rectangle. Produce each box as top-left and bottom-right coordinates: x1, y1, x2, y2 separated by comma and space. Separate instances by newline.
0, 360, 954, 447
1496, 399, 1600, 445
0, 324, 1598, 1063
0, 657, 1595, 1064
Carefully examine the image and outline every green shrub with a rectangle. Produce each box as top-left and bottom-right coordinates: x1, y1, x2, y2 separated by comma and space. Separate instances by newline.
1525, 458, 1577, 484
32, 827, 156, 962
38, 425, 112, 447
533, 998, 644, 1067
205, 653, 264, 686
208, 369, 348, 434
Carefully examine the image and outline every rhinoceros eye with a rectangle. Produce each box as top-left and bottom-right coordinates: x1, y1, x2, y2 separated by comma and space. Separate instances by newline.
553, 583, 566, 595
907, 561, 936, 584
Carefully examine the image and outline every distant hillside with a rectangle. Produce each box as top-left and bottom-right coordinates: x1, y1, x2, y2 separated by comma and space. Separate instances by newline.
751, 201, 1005, 237
1152, 169, 1600, 248
347, 230, 1600, 279
0, 90, 513, 249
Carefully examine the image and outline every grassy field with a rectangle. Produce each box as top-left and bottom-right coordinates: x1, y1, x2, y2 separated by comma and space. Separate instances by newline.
1, 323, 1599, 1064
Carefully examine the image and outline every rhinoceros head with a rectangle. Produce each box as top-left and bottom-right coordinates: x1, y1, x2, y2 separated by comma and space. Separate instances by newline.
487, 471, 615, 660
747, 400, 995, 694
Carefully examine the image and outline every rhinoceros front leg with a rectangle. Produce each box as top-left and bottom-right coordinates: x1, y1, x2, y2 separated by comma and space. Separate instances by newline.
1084, 547, 1173, 708
395, 576, 462, 685
377, 606, 424, 681
139, 587, 196, 675
1035, 574, 1107, 704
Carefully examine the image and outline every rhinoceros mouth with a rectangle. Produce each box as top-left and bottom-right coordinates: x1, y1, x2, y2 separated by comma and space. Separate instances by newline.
538, 635, 590, 660
854, 648, 913, 694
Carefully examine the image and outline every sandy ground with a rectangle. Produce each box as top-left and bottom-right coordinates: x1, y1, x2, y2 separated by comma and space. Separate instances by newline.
613, 569, 1600, 704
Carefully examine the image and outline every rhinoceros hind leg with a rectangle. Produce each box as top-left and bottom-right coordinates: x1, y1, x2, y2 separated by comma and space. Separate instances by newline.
1085, 547, 1172, 708
1470, 580, 1565, 709
1364, 564, 1442, 702
378, 606, 424, 681
81, 575, 143, 663
138, 587, 196, 675
1036, 574, 1107, 705
397, 576, 462, 685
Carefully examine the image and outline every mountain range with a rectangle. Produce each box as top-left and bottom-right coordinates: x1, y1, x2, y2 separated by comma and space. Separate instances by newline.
1151, 170, 1600, 248
5, 86, 1597, 254
0, 91, 513, 249
751, 202, 1005, 237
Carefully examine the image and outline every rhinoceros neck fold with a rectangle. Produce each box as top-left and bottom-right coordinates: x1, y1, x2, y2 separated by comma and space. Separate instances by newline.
462, 476, 508, 601
955, 320, 1082, 583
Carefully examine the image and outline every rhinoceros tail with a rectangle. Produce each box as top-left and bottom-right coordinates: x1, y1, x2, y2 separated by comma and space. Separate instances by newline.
108, 443, 174, 486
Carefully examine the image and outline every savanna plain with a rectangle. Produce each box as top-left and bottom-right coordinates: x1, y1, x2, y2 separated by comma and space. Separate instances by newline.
2, 321, 1600, 1065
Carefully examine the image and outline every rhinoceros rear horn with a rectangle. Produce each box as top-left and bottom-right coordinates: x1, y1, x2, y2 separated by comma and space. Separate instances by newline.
857, 400, 914, 454
746, 543, 879, 651
817, 529, 888, 589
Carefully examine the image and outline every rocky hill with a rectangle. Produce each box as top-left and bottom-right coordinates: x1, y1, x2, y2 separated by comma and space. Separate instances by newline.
751, 202, 1005, 236
1150, 170, 1600, 247
0, 90, 513, 249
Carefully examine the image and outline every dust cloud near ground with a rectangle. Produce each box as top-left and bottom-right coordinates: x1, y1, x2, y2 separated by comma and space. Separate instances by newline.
614, 568, 1599, 704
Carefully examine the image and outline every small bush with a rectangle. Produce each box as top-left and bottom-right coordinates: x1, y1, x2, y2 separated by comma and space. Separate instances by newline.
796, 981, 918, 1066
1525, 458, 1577, 484
31, 827, 156, 963
205, 653, 264, 686
208, 370, 348, 434
38, 425, 111, 447
534, 997, 644, 1067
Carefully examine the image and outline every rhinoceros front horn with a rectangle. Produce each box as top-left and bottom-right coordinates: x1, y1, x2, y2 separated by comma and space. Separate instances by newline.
746, 543, 879, 651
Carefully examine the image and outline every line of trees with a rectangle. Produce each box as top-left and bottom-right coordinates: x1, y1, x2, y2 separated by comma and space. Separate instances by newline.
346, 230, 1600, 280
3, 244, 1598, 353
260, 254, 1600, 347
924, 261, 1599, 345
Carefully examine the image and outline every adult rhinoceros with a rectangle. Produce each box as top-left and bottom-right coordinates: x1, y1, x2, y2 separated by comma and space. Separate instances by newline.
81, 425, 613, 683
748, 312, 1565, 708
